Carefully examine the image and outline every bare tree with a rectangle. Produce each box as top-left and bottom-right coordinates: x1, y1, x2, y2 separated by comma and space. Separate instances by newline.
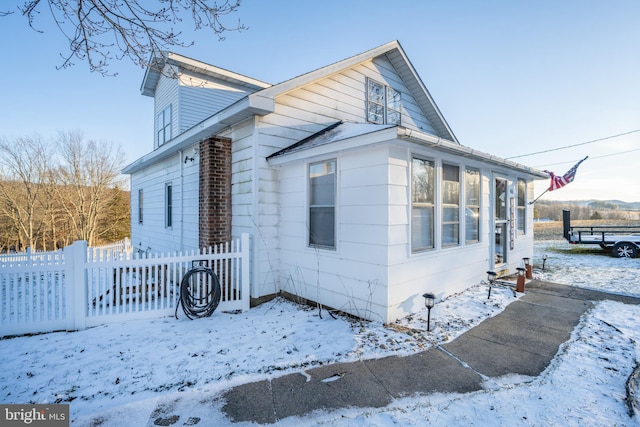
54, 131, 126, 246
0, 136, 50, 250
2, 0, 246, 75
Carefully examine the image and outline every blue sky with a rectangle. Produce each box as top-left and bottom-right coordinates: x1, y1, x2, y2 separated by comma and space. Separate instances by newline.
1, 1, 638, 202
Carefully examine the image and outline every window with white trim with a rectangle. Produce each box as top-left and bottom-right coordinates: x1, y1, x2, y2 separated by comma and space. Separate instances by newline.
465, 168, 480, 244
157, 105, 172, 146
411, 157, 435, 252
442, 164, 460, 247
165, 183, 173, 228
309, 160, 336, 249
367, 78, 401, 125
517, 178, 526, 234
138, 189, 143, 224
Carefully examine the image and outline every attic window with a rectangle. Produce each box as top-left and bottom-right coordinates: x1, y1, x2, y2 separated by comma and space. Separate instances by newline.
157, 105, 172, 146
367, 78, 401, 125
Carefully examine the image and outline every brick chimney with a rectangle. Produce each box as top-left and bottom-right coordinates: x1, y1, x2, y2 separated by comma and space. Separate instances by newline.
198, 136, 232, 248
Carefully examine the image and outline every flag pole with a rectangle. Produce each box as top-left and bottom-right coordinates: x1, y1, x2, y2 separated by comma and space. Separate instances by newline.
529, 188, 549, 205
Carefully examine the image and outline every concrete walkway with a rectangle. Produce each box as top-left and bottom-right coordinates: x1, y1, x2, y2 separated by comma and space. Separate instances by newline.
157, 281, 640, 425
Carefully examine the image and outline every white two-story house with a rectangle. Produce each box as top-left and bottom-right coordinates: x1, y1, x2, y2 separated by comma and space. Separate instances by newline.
123, 40, 547, 323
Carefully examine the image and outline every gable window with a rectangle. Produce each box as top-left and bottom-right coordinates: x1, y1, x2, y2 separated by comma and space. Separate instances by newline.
138, 189, 143, 224
367, 78, 401, 125
165, 183, 173, 228
157, 105, 172, 146
442, 164, 460, 247
412, 157, 435, 252
517, 178, 526, 234
309, 160, 336, 249
465, 168, 480, 244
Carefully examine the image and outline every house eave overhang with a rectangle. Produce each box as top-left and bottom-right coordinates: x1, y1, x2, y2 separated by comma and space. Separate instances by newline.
268, 125, 548, 179
122, 95, 274, 174
140, 52, 271, 97
397, 128, 549, 179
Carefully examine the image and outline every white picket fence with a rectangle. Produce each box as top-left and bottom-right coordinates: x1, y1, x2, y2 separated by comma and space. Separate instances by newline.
0, 234, 250, 337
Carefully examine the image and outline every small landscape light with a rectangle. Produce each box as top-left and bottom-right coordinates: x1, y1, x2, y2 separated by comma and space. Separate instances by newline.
516, 267, 526, 293
542, 254, 548, 271
422, 292, 436, 332
522, 257, 532, 279
486, 270, 497, 299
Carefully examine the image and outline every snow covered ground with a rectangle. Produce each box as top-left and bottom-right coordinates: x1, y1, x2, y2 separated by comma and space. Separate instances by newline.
1, 239, 640, 426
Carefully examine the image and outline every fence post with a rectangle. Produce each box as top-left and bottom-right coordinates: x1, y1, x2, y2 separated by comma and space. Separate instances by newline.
65, 240, 88, 331
240, 233, 250, 312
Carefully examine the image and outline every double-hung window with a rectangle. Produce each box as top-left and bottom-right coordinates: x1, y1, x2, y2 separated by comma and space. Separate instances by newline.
165, 183, 173, 228
367, 78, 401, 125
157, 105, 172, 147
517, 178, 526, 234
138, 189, 144, 224
411, 157, 435, 252
309, 160, 336, 249
465, 168, 480, 244
442, 164, 460, 247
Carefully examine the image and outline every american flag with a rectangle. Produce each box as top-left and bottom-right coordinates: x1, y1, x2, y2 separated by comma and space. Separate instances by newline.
545, 156, 588, 191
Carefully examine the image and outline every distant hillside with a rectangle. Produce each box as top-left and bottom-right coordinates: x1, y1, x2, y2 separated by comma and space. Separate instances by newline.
534, 199, 640, 221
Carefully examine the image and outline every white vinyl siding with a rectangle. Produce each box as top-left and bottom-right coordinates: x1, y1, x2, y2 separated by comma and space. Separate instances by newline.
129, 149, 199, 254
178, 70, 258, 133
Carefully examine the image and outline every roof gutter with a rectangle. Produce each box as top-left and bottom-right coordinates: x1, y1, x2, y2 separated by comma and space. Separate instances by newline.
397, 128, 548, 179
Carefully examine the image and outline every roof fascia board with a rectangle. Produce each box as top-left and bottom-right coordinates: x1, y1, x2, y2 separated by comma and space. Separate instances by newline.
386, 45, 459, 144
397, 128, 548, 178
140, 52, 271, 97
255, 41, 402, 99
168, 53, 271, 89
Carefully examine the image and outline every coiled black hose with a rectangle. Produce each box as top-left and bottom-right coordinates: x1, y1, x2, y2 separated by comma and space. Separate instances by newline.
175, 265, 221, 319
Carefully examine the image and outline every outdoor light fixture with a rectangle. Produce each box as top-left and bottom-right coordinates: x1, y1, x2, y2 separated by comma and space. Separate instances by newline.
422, 292, 436, 332
486, 270, 497, 299
542, 254, 548, 271
523, 257, 532, 279
516, 267, 526, 293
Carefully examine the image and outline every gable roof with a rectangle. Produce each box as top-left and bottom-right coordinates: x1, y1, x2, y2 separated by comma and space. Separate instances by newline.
251, 40, 458, 143
140, 52, 272, 97
125, 41, 459, 173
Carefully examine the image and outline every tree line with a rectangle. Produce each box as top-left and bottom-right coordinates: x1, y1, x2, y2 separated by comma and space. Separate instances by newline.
0, 132, 129, 252
534, 200, 640, 222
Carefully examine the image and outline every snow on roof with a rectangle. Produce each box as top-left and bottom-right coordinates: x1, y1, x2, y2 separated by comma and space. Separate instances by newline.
267, 121, 396, 159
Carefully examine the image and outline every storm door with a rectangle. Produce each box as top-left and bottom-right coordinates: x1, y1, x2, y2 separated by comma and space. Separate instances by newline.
493, 177, 509, 268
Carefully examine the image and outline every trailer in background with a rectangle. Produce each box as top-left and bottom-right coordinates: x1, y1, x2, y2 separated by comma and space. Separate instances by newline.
562, 209, 640, 258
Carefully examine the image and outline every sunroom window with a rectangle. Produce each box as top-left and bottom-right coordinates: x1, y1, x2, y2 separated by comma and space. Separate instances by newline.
411, 157, 435, 252
517, 178, 526, 234
442, 164, 460, 247
465, 168, 480, 244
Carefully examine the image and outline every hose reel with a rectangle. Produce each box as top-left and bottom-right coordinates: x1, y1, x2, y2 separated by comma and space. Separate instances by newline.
175, 261, 221, 319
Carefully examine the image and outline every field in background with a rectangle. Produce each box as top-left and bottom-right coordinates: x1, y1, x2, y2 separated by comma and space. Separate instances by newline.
534, 219, 640, 241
